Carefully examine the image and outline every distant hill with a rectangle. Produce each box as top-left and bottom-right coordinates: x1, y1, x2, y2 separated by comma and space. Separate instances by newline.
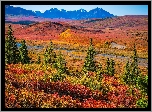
5, 15, 148, 51
5, 15, 148, 40
67, 15, 148, 30
5, 5, 114, 20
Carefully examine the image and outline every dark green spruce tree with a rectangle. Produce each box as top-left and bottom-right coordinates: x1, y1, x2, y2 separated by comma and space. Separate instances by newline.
123, 44, 148, 107
83, 38, 96, 72
123, 44, 139, 85
132, 44, 147, 94
44, 49, 50, 65
123, 60, 131, 84
106, 58, 110, 75
43, 40, 56, 67
106, 58, 115, 76
52, 51, 67, 81
109, 59, 115, 76
19, 40, 31, 64
48, 40, 57, 67
56, 51, 67, 75
130, 44, 139, 84
5, 25, 20, 64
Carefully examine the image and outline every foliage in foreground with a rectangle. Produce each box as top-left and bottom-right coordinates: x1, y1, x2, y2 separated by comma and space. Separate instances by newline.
5, 63, 148, 108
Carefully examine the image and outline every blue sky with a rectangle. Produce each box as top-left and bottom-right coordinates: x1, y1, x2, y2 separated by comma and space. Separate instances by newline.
10, 5, 148, 16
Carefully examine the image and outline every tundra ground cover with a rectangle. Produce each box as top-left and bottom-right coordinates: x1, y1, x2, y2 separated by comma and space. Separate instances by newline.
5, 42, 148, 108
5, 18, 148, 109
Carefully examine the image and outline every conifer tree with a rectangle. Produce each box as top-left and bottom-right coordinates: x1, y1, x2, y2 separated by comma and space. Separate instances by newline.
43, 40, 56, 66
106, 58, 110, 74
44, 49, 49, 65
123, 44, 141, 85
48, 40, 54, 52
109, 59, 115, 76
130, 44, 139, 84
5, 25, 20, 64
123, 60, 131, 84
48, 40, 57, 66
106, 58, 115, 76
56, 51, 67, 75
19, 40, 31, 64
52, 51, 67, 81
83, 38, 96, 72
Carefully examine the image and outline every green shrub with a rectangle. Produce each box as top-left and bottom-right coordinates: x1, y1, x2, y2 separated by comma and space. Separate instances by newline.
136, 74, 148, 94
50, 73, 66, 82
123, 44, 147, 92
136, 98, 148, 108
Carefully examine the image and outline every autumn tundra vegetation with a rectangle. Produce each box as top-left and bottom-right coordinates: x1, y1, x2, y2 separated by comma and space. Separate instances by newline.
5, 24, 148, 108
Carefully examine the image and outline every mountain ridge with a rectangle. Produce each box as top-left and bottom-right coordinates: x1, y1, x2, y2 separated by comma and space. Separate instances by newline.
5, 5, 37, 16
5, 5, 115, 20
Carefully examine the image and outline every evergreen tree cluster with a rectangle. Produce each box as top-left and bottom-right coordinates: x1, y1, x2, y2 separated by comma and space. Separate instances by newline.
123, 44, 148, 94
51, 51, 67, 82
83, 38, 115, 77
43, 40, 67, 82
122, 44, 148, 108
5, 25, 30, 64
123, 44, 140, 85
